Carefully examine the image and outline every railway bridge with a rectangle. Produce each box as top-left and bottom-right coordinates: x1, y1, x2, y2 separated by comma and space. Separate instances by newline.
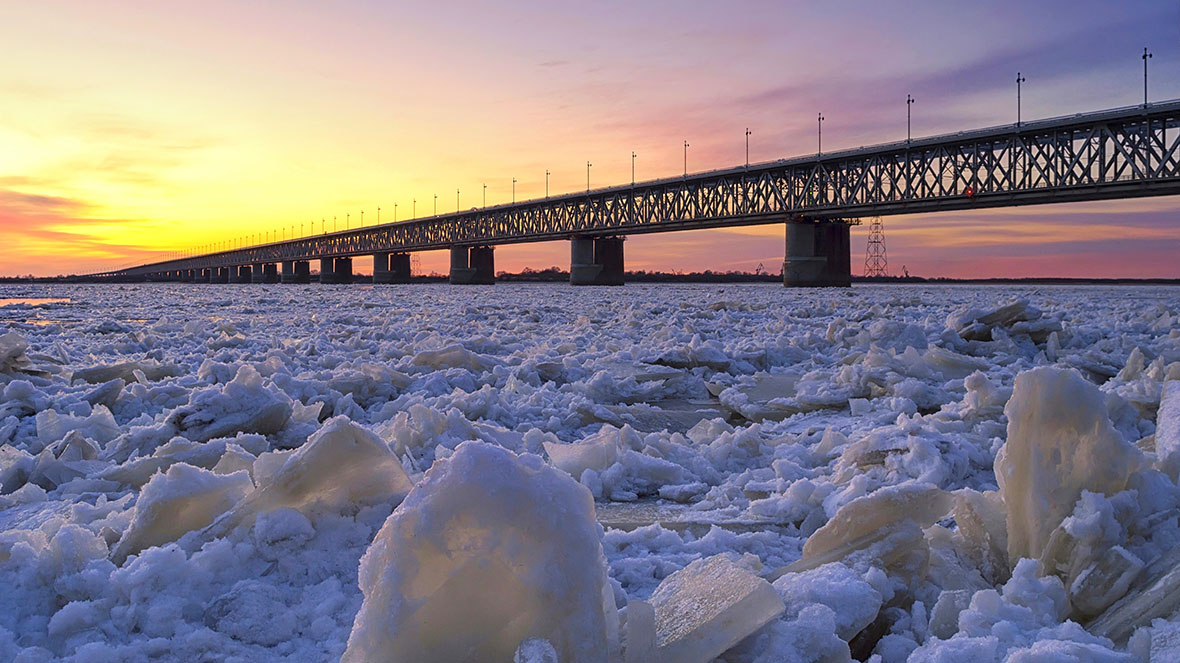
95, 99, 1180, 286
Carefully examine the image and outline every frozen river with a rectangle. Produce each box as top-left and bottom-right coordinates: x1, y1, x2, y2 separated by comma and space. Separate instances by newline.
0, 282, 1177, 662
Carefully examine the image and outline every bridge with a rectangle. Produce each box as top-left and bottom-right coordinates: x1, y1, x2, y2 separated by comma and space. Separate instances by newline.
96, 99, 1180, 287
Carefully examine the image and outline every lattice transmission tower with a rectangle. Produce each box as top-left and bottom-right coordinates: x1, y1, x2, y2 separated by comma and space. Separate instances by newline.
863, 217, 888, 277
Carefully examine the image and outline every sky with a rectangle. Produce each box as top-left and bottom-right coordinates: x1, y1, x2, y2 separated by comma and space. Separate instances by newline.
1, 0, 1178, 278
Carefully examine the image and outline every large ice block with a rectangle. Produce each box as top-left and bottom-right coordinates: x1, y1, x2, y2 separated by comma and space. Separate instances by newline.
343, 441, 618, 663
996, 367, 1143, 564
649, 554, 785, 663
1156, 381, 1180, 481
207, 416, 412, 537
112, 463, 252, 563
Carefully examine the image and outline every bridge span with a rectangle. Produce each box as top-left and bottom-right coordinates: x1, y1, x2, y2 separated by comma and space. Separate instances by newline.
96, 99, 1180, 286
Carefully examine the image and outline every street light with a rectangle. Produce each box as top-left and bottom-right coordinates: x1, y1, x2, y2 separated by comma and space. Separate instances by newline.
360, 210, 364, 227
413, 198, 416, 218
378, 206, 381, 224
906, 95, 915, 143
631, 151, 637, 184
456, 188, 460, 212
545, 170, 550, 197
346, 212, 350, 230
394, 203, 398, 222
817, 113, 824, 155
483, 183, 487, 207
745, 129, 751, 167
586, 161, 592, 192
1016, 72, 1026, 127
512, 177, 517, 203
433, 194, 437, 216
683, 140, 689, 176
1143, 47, 1153, 108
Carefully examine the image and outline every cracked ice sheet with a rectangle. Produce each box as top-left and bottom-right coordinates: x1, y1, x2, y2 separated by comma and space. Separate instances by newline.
0, 282, 1176, 662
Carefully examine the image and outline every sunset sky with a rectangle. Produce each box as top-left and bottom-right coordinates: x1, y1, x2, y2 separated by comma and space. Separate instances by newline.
2, 0, 1178, 278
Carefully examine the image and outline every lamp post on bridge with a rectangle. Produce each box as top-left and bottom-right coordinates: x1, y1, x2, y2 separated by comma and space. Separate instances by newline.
1016, 72, 1026, 127
631, 152, 637, 185
360, 210, 363, 227
346, 212, 350, 230
586, 162, 592, 192
683, 141, 689, 176
394, 203, 398, 222
817, 113, 824, 156
413, 199, 416, 218
745, 129, 751, 167
433, 194, 437, 216
512, 177, 517, 203
545, 170, 550, 197
906, 95, 915, 144
483, 183, 487, 207
456, 188, 460, 212
1143, 47, 1152, 108
377, 207, 380, 224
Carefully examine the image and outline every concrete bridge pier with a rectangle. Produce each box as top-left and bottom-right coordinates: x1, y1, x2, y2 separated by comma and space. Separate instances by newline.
282, 260, 310, 283
319, 258, 335, 284
389, 252, 411, 283
570, 236, 624, 286
374, 252, 411, 284
263, 263, 279, 283
234, 265, 252, 283
372, 252, 390, 284
334, 258, 353, 284
214, 267, 230, 283
783, 220, 851, 287
200, 268, 213, 283
251, 264, 266, 284
449, 246, 494, 284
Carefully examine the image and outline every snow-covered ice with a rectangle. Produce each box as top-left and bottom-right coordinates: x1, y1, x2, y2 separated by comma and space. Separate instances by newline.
0, 282, 1177, 662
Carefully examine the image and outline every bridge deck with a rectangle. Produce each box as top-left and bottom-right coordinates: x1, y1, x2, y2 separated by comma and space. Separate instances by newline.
107, 99, 1180, 277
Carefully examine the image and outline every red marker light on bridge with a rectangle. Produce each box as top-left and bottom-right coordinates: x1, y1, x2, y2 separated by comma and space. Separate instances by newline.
965, 186, 977, 198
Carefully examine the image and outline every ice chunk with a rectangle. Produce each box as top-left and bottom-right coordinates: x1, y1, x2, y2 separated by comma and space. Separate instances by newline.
928, 589, 973, 640
543, 431, 619, 480
1128, 619, 1180, 662
623, 601, 656, 663
1070, 546, 1144, 618
773, 562, 882, 640
411, 344, 500, 373
947, 299, 1060, 342
71, 359, 181, 384
35, 405, 120, 449
649, 553, 785, 663
1156, 381, 1180, 482
164, 364, 292, 443
0, 332, 38, 377
112, 463, 252, 563
996, 367, 1144, 564
209, 416, 412, 536
771, 483, 952, 579
343, 441, 617, 663
1088, 548, 1180, 643
513, 639, 559, 663
952, 489, 1009, 584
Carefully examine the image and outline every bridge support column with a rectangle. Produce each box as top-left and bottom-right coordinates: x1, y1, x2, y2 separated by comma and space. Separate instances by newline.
389, 252, 411, 283
282, 260, 310, 283
570, 236, 624, 285
372, 252, 392, 284
263, 263, 279, 283
319, 258, 335, 284
449, 246, 494, 284
201, 269, 213, 283
334, 258, 353, 284
783, 220, 851, 287
234, 266, 251, 283
214, 267, 230, 283
250, 264, 266, 284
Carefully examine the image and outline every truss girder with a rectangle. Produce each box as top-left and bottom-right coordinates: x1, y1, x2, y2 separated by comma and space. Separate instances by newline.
111, 101, 1180, 278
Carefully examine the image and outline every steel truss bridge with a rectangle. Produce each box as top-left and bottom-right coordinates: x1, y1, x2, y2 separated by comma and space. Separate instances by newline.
102, 99, 1180, 279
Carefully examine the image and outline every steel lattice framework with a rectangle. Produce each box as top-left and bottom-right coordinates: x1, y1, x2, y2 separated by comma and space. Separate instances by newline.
104, 99, 1180, 277
863, 218, 888, 277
